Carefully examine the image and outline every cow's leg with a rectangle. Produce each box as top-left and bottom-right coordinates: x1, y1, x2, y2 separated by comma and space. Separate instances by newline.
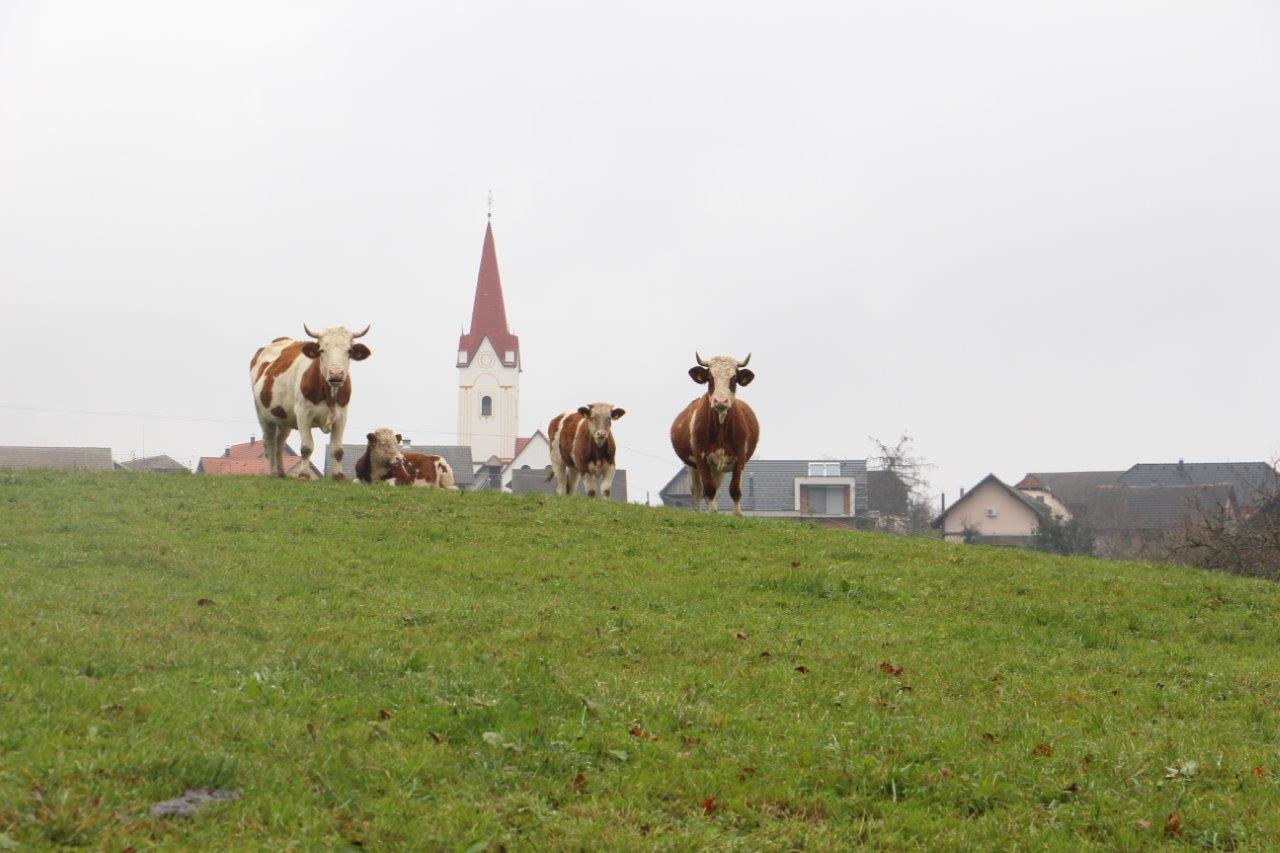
698, 461, 720, 513
272, 426, 291, 478
565, 467, 581, 497
689, 466, 702, 511
550, 452, 568, 495
327, 412, 348, 481
290, 418, 315, 480
601, 464, 615, 500
729, 463, 746, 517
254, 414, 275, 473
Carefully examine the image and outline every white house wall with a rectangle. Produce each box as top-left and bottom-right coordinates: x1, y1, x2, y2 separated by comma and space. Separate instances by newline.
458, 337, 519, 461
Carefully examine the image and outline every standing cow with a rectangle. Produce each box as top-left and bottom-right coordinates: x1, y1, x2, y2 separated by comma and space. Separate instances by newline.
355, 428, 457, 489
249, 324, 371, 480
670, 353, 759, 515
547, 403, 625, 499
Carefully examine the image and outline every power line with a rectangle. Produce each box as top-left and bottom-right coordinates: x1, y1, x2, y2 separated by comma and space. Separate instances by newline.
1, 403, 677, 464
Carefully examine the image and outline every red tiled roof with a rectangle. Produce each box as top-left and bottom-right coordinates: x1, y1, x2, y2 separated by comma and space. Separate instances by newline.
457, 221, 519, 367
513, 436, 532, 457
1015, 474, 1046, 491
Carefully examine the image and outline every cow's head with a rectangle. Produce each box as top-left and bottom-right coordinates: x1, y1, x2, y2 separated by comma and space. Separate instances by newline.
576, 402, 625, 447
365, 427, 405, 468
301, 324, 371, 389
689, 353, 753, 415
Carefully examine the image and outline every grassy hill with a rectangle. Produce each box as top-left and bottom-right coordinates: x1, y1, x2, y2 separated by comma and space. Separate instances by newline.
2, 472, 1279, 849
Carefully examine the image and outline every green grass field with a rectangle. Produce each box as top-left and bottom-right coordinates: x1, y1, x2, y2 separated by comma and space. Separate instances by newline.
2, 472, 1280, 849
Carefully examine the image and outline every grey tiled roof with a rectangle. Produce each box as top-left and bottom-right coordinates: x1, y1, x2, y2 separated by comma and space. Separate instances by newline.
1116, 462, 1277, 507
1085, 485, 1235, 533
0, 446, 114, 472
511, 468, 628, 501
327, 443, 476, 488
660, 459, 868, 513
1021, 471, 1122, 514
118, 454, 189, 473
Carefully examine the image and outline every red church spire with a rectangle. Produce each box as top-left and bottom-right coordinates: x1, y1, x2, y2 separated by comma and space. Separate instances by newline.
457, 219, 520, 367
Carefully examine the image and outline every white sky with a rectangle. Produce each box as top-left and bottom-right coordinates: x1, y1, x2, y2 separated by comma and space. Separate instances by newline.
2, 1, 1279, 504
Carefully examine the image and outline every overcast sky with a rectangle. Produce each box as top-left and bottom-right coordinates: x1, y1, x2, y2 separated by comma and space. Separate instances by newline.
2, 1, 1279, 504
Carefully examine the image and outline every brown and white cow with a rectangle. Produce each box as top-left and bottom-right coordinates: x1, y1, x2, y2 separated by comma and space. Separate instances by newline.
547, 402, 625, 498
670, 353, 759, 515
355, 428, 457, 489
249, 324, 371, 480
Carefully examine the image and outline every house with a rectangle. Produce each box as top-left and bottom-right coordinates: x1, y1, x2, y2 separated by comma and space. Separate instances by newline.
932, 473, 1051, 544
0, 446, 114, 472
116, 454, 189, 473
325, 438, 476, 489
499, 430, 551, 489
1086, 484, 1237, 558
509, 467, 629, 501
659, 460, 871, 524
197, 437, 321, 478
1116, 462, 1276, 509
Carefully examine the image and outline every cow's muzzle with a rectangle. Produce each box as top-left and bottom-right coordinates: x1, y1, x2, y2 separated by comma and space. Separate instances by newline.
712, 398, 731, 412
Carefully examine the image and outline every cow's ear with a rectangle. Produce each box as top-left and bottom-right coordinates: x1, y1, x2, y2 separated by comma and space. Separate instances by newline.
736, 369, 755, 386
577, 406, 591, 418
366, 432, 375, 442
350, 343, 371, 360
689, 366, 709, 384
302, 341, 322, 359
611, 408, 626, 420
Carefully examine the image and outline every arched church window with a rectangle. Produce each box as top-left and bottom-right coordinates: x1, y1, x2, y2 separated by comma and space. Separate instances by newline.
481, 395, 493, 417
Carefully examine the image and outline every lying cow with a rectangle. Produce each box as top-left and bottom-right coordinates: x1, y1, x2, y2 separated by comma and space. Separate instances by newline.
670, 353, 759, 515
250, 323, 371, 479
547, 403, 625, 498
355, 428, 457, 489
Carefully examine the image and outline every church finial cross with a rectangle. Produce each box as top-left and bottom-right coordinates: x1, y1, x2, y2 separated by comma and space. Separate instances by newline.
486, 190, 493, 220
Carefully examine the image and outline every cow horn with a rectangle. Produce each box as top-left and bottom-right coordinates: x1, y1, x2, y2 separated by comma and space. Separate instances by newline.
351, 324, 370, 339
303, 323, 321, 339
695, 352, 709, 367
737, 353, 751, 368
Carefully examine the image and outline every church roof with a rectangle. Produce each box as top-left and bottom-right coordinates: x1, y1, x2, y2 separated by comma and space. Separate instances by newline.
458, 221, 519, 368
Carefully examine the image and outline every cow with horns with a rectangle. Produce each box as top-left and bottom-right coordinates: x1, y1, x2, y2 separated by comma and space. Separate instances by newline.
547, 402, 626, 499
670, 353, 759, 515
249, 324, 372, 480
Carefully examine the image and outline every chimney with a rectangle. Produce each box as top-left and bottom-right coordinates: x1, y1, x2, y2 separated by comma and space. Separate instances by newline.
959, 486, 966, 498
250, 435, 256, 445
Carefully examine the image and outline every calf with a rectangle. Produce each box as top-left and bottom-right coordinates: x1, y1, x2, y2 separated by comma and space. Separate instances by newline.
355, 428, 457, 489
670, 353, 759, 515
250, 324, 371, 480
547, 403, 625, 498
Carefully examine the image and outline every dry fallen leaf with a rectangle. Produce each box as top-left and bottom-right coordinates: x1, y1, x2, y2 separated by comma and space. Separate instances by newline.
879, 662, 903, 676
981, 732, 998, 743
196, 598, 214, 607
1063, 782, 1082, 794
629, 726, 656, 741
1137, 819, 1151, 829
734, 631, 748, 640
572, 772, 587, 792
428, 731, 442, 744
759, 651, 771, 658
738, 766, 757, 781
1164, 811, 1182, 835
794, 666, 809, 674
677, 750, 692, 759
305, 722, 317, 741
1252, 766, 1266, 778
1032, 743, 1053, 758
378, 709, 392, 721
701, 796, 718, 814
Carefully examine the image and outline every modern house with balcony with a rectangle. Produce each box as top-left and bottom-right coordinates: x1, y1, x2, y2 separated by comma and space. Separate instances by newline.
659, 459, 907, 526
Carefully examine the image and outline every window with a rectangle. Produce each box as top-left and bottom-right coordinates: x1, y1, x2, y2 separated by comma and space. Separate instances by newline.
504, 350, 516, 363
807, 462, 841, 477
481, 396, 493, 417
801, 484, 849, 515
457, 350, 467, 364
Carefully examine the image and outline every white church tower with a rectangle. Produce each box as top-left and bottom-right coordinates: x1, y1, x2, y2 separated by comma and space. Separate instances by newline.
457, 219, 520, 463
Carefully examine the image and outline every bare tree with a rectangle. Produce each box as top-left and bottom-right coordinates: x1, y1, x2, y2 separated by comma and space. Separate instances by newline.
1177, 460, 1280, 578
868, 432, 936, 535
